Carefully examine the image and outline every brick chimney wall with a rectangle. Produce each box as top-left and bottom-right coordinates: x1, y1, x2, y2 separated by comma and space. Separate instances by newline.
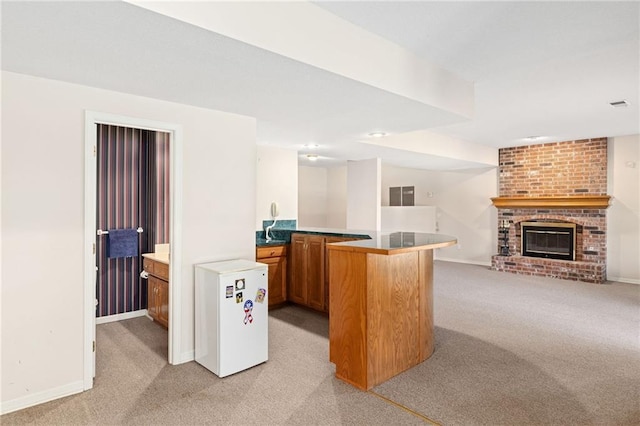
499, 138, 607, 197
492, 138, 608, 283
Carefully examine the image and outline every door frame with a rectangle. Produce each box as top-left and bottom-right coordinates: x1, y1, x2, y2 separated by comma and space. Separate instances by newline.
83, 111, 183, 390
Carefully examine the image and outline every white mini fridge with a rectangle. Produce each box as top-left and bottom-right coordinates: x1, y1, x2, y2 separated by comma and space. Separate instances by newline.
195, 259, 268, 377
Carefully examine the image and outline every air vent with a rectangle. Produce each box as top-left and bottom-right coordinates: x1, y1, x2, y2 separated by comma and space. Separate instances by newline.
609, 100, 629, 108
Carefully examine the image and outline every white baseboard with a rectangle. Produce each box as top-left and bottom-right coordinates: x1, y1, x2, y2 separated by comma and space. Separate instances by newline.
95, 309, 148, 325
607, 276, 640, 285
178, 350, 195, 365
435, 257, 492, 267
1, 380, 84, 415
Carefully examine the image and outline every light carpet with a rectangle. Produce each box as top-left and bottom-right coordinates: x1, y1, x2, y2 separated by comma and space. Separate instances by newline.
2, 261, 638, 425
372, 261, 640, 425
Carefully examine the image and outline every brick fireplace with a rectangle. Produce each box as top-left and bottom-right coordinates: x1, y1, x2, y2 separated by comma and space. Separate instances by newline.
491, 138, 610, 283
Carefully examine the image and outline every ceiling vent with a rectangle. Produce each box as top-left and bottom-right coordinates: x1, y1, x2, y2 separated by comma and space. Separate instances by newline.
609, 100, 629, 108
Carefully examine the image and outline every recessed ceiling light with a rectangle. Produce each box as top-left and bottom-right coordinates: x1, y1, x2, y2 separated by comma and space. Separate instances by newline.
609, 100, 629, 108
304, 143, 319, 149
368, 132, 387, 138
306, 154, 318, 161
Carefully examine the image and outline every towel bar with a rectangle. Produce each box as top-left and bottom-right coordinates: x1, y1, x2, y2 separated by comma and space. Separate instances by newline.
97, 227, 143, 236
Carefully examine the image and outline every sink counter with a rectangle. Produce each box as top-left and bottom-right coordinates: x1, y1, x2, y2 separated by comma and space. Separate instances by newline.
141, 252, 170, 265
255, 227, 373, 247
255, 238, 288, 247
286, 227, 374, 239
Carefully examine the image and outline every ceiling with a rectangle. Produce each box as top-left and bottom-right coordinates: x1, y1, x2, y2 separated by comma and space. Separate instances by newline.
2, 1, 638, 170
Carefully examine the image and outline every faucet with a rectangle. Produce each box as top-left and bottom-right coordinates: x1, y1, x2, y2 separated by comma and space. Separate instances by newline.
265, 219, 277, 242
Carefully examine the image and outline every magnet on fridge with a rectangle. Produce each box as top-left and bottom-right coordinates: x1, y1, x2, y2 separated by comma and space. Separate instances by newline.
255, 288, 266, 304
243, 299, 254, 324
226, 286, 233, 298
235, 279, 245, 291
236, 292, 243, 303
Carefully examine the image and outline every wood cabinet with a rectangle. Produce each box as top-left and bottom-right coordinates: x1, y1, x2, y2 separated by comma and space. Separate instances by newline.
147, 275, 168, 327
256, 245, 288, 308
289, 234, 325, 310
143, 256, 169, 328
289, 233, 361, 312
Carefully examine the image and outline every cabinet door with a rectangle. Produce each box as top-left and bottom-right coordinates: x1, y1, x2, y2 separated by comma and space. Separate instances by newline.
306, 235, 326, 312
288, 234, 308, 305
157, 279, 169, 328
147, 276, 160, 320
147, 275, 169, 328
263, 256, 287, 307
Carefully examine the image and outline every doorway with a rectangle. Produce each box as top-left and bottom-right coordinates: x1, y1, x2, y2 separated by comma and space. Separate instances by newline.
95, 124, 170, 320
84, 111, 183, 390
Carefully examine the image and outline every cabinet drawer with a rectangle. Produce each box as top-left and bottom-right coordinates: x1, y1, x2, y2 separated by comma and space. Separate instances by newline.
256, 245, 287, 259
154, 262, 169, 281
143, 258, 154, 274
143, 257, 169, 280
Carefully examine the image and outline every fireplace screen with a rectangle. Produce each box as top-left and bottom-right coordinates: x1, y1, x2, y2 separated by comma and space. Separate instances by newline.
521, 222, 576, 261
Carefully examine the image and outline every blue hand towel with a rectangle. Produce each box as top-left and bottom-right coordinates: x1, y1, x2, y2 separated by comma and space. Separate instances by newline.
107, 228, 139, 258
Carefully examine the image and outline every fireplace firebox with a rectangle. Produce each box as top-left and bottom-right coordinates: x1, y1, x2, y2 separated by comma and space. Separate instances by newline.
521, 222, 576, 261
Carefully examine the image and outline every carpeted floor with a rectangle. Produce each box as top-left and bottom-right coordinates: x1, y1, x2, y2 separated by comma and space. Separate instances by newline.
374, 261, 640, 425
2, 261, 639, 425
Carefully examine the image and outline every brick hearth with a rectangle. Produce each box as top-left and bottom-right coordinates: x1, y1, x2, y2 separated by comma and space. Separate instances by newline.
492, 256, 605, 283
491, 138, 610, 284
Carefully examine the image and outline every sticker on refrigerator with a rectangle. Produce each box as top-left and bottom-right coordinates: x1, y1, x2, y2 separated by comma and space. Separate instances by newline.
225, 286, 234, 299
235, 292, 243, 303
243, 300, 254, 324
235, 279, 245, 291
255, 288, 266, 304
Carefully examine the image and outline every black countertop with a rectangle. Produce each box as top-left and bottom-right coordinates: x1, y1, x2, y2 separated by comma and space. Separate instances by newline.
256, 227, 373, 247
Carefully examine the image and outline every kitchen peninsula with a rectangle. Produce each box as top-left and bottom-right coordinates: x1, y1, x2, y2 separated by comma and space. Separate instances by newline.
327, 232, 457, 390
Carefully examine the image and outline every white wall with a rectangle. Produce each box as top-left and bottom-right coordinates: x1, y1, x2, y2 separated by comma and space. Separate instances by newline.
313, 162, 498, 264
347, 159, 381, 231
381, 166, 437, 206
326, 166, 347, 228
381, 206, 436, 233
1, 71, 257, 412
298, 166, 327, 227
381, 165, 498, 265
607, 135, 640, 283
256, 146, 298, 230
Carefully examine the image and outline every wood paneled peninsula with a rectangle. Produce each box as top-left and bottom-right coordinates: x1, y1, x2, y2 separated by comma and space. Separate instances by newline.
327, 232, 457, 390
